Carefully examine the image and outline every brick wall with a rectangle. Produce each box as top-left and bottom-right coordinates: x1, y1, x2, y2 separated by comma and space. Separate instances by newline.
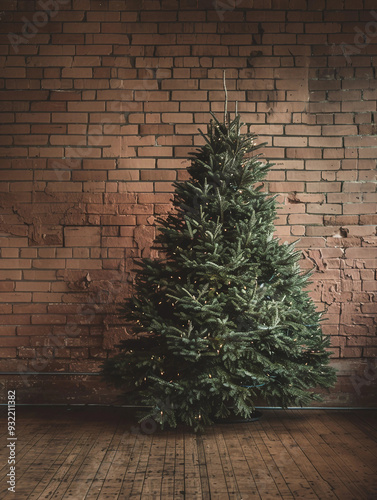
0, 0, 376, 405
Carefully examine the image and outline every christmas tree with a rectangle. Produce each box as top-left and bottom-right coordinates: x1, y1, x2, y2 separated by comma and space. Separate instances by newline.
101, 109, 337, 432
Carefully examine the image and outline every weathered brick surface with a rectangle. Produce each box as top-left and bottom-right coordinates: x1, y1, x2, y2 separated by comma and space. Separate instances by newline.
0, 0, 376, 405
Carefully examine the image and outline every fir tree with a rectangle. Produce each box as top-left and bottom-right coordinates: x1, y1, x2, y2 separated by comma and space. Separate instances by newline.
101, 112, 337, 432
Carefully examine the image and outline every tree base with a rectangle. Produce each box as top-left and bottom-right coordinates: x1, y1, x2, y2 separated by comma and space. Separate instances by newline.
215, 409, 263, 424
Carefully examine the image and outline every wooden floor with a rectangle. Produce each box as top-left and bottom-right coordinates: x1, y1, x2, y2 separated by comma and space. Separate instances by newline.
0, 407, 376, 499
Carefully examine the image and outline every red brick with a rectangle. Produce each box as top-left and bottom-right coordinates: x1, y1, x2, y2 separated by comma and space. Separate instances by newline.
102, 237, 134, 248
1, 336, 30, 347
288, 214, 324, 225
341, 347, 363, 358
140, 170, 176, 181
0, 259, 31, 269
104, 193, 138, 204
15, 282, 50, 292
138, 193, 173, 204
101, 215, 137, 225
307, 204, 342, 214
0, 348, 17, 358
343, 203, 377, 215
137, 146, 173, 157
32, 259, 66, 269
269, 182, 305, 193
0, 325, 16, 335
65, 24, 100, 34
161, 113, 193, 124
306, 182, 341, 193
286, 148, 322, 159
360, 215, 377, 225
286, 171, 321, 182
285, 125, 321, 136
64, 227, 101, 247
1, 314, 31, 325
118, 204, 153, 215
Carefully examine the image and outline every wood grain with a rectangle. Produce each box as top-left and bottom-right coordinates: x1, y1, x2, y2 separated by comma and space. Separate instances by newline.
0, 407, 376, 499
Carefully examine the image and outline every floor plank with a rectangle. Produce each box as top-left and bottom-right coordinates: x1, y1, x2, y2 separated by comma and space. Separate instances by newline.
296, 410, 374, 500
299, 410, 376, 499
0, 407, 376, 499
